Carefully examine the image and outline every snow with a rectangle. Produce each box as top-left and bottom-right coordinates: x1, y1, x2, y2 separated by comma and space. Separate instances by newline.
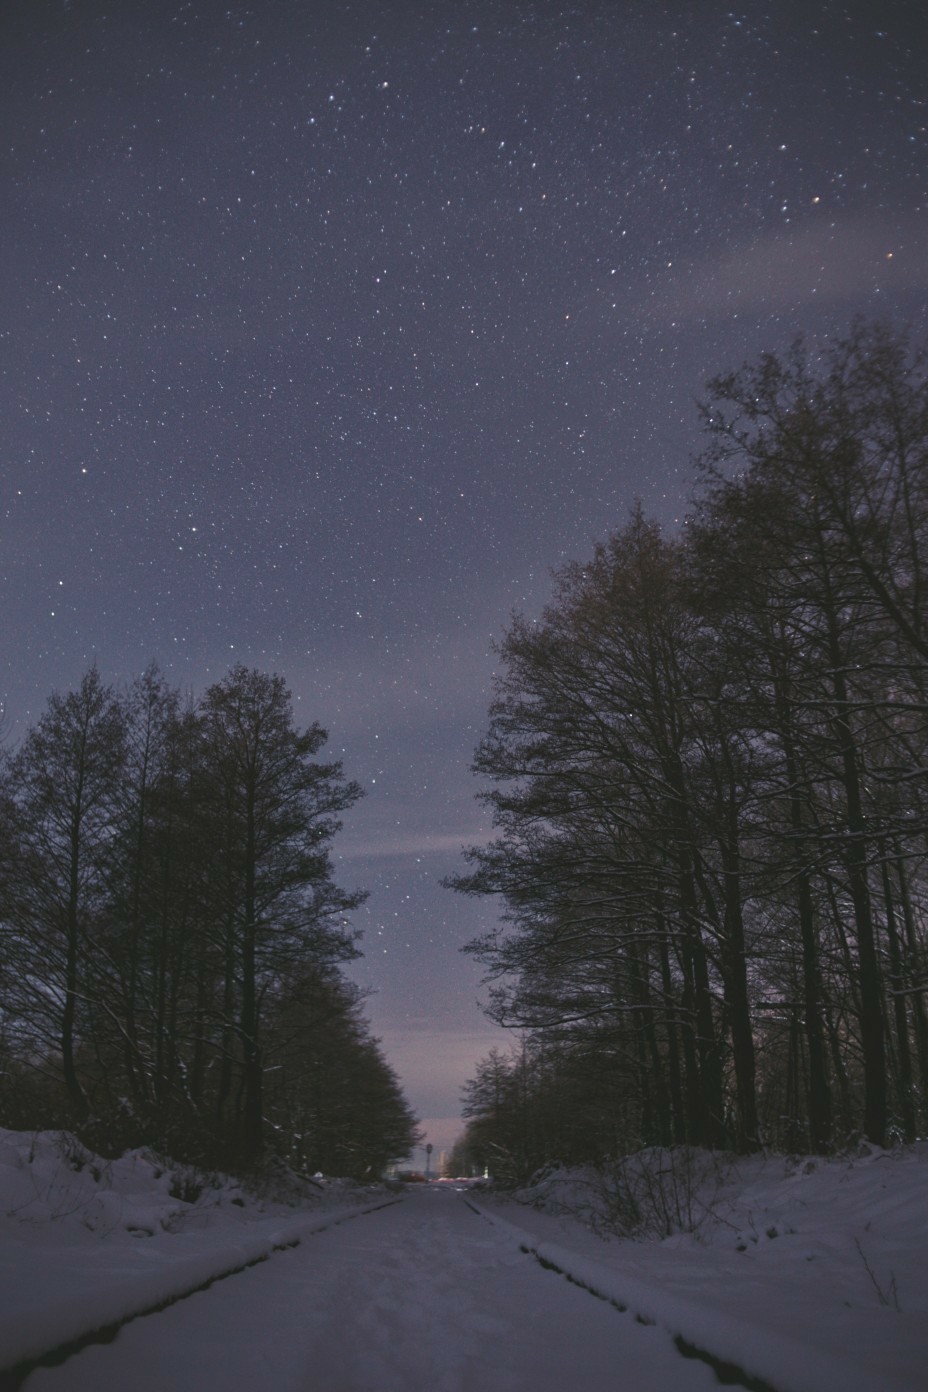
0, 1129, 394, 1374
8, 1178, 717, 1392
474, 1144, 928, 1392
1, 1129, 926, 1390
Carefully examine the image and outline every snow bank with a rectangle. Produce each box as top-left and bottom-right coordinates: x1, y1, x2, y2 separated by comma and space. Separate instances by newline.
0, 1129, 396, 1373
469, 1144, 928, 1392
2, 1130, 925, 1391
470, 1200, 902, 1392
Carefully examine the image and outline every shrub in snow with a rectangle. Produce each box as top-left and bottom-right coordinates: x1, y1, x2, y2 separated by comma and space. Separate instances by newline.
516, 1147, 735, 1240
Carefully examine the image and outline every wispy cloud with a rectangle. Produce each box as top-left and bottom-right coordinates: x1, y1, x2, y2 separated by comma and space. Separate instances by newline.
337, 829, 490, 862
646, 213, 928, 324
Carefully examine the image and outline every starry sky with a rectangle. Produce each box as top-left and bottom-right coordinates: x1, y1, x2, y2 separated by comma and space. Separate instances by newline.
2, 0, 926, 1158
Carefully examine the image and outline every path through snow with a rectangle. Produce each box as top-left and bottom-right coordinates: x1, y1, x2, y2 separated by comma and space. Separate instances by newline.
22, 1188, 719, 1392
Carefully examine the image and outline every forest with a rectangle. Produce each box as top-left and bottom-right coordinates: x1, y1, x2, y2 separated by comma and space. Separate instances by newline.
3, 321, 926, 1187
0, 664, 419, 1176
449, 324, 928, 1182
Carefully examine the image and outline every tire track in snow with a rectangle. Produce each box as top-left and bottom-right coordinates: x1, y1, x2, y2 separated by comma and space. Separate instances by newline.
0, 1197, 401, 1391
17, 1190, 720, 1392
465, 1196, 899, 1392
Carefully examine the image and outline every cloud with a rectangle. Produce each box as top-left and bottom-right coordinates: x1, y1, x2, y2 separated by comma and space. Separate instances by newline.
337, 830, 489, 861
647, 213, 928, 324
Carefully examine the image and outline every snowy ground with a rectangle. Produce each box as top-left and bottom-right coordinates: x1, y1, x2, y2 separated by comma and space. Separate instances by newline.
0, 1130, 925, 1391
479, 1143, 928, 1392
0, 1129, 392, 1381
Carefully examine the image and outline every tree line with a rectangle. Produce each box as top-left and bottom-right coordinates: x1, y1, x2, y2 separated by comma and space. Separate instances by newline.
0, 663, 419, 1176
450, 323, 928, 1176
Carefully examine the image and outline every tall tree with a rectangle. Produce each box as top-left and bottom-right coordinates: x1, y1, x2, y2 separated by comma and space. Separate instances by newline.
452, 515, 748, 1149
454, 323, 928, 1157
0, 664, 416, 1175
198, 666, 365, 1164
696, 323, 928, 1145
262, 967, 420, 1177
8, 669, 126, 1118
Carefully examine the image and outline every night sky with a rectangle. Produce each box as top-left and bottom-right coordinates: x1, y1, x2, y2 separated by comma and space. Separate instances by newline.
2, 0, 926, 1158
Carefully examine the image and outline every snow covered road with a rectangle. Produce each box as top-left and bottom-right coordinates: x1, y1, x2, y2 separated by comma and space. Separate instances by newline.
21, 1187, 720, 1392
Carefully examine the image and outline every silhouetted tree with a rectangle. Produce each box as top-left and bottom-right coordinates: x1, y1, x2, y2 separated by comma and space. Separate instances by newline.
452, 322, 928, 1159
7, 669, 126, 1119
197, 666, 365, 1164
